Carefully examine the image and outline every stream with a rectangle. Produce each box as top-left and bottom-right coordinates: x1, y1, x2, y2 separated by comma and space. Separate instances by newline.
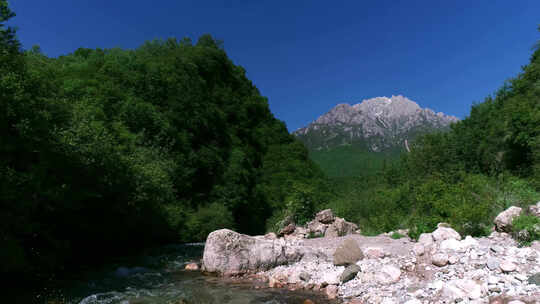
16, 244, 335, 304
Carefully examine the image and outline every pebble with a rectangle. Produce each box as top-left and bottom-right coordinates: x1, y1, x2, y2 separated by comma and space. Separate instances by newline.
500, 260, 517, 273
487, 257, 500, 270
432, 253, 449, 267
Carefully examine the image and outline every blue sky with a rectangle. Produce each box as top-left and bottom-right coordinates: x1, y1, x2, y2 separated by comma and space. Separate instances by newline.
9, 0, 540, 131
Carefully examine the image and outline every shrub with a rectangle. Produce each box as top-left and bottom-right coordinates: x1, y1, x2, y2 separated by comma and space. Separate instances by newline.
390, 232, 405, 239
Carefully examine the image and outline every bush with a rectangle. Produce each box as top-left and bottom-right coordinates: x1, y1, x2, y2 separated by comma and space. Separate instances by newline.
182, 203, 235, 242
390, 232, 405, 239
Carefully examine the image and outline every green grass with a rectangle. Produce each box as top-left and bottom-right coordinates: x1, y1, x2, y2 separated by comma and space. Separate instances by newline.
390, 232, 405, 239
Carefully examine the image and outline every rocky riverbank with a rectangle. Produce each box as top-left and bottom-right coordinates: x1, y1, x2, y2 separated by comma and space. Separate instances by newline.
202, 207, 540, 303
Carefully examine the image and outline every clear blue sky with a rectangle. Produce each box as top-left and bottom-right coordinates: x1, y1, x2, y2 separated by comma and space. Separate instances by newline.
9, 0, 540, 131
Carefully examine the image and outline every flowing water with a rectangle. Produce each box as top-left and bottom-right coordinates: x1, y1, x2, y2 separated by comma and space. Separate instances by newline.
17, 244, 335, 304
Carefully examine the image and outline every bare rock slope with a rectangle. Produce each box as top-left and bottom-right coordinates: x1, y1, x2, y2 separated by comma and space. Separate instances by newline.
294, 95, 458, 152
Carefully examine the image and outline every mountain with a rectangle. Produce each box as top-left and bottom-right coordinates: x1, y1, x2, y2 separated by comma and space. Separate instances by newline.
294, 95, 458, 153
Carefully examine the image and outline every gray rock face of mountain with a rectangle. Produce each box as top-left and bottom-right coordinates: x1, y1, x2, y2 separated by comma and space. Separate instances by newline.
294, 95, 458, 152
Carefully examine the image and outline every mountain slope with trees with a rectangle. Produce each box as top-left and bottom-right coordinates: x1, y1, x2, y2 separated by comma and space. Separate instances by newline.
327, 30, 540, 237
294, 96, 458, 177
0, 1, 329, 285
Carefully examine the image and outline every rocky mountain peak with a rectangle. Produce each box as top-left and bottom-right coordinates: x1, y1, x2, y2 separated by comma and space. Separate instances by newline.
294, 95, 458, 152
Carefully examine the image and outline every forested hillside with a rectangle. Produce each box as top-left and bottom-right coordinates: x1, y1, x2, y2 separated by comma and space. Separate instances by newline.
327, 31, 540, 238
0, 2, 328, 284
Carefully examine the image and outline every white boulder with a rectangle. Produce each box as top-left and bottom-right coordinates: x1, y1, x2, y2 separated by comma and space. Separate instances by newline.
494, 206, 522, 232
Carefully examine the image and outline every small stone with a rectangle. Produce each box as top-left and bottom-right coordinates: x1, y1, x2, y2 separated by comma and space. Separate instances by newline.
279, 223, 296, 236
448, 255, 459, 265
488, 285, 502, 292
325, 285, 338, 299
514, 274, 527, 282
432, 226, 461, 242
490, 245, 504, 253
412, 243, 425, 256
500, 260, 517, 273
340, 264, 361, 283
364, 247, 385, 259
442, 279, 485, 300
299, 271, 311, 281
185, 263, 199, 271
418, 233, 434, 245
432, 253, 449, 267
315, 209, 335, 224
486, 258, 500, 271
428, 281, 444, 290
375, 265, 401, 284
487, 276, 500, 285
440, 238, 463, 251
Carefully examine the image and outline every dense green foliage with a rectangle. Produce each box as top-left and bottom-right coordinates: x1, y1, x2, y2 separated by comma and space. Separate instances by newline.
309, 146, 398, 178
0, 1, 328, 284
327, 32, 540, 238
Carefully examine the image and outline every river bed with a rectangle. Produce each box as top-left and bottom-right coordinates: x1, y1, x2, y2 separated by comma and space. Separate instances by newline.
18, 244, 335, 304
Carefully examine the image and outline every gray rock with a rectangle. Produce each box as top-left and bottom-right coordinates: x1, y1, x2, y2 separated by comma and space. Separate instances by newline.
494, 206, 522, 232
324, 217, 358, 238
432, 226, 461, 242
333, 239, 364, 266
417, 233, 434, 245
324, 223, 340, 238
486, 258, 500, 271
299, 271, 311, 281
340, 264, 361, 283
203, 229, 309, 275
325, 285, 338, 300
432, 253, 449, 267
364, 247, 385, 259
315, 209, 334, 224
518, 229, 530, 241
528, 201, 540, 217
490, 245, 504, 253
500, 260, 517, 273
412, 243, 425, 256
375, 265, 401, 284
528, 273, 540, 285
279, 223, 296, 236
307, 220, 327, 237
441, 279, 485, 300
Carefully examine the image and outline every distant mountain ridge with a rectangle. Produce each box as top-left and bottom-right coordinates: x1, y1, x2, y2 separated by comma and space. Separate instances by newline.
294, 95, 458, 152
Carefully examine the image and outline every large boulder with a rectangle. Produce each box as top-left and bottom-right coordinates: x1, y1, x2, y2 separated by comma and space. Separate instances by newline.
315, 209, 335, 224
203, 229, 309, 275
494, 206, 522, 232
333, 239, 364, 266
